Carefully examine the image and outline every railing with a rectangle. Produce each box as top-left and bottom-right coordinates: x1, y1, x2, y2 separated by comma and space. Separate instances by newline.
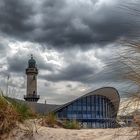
26, 68, 38, 74
24, 95, 40, 99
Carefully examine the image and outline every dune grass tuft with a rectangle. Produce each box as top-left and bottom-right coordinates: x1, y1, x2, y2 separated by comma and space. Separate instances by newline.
5, 97, 37, 121
41, 113, 58, 127
0, 95, 18, 135
0, 95, 37, 138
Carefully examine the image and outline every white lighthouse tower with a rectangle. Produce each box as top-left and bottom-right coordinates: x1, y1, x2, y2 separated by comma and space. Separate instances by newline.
24, 55, 40, 102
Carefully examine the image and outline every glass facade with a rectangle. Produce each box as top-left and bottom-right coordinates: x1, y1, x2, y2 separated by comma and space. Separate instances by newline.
56, 95, 117, 128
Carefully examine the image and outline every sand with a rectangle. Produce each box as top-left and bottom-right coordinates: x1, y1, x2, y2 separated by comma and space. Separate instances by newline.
31, 127, 134, 140
5, 125, 136, 140
6, 127, 136, 140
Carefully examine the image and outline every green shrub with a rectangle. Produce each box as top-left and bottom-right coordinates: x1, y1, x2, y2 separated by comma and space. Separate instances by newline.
63, 120, 81, 129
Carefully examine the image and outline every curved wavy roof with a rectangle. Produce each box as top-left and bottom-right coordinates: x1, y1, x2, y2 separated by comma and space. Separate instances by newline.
54, 87, 120, 113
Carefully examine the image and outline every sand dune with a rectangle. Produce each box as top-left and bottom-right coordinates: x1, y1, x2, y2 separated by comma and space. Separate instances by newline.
6, 125, 135, 140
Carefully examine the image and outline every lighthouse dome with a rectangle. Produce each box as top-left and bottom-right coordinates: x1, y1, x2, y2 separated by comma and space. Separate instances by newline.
28, 55, 36, 68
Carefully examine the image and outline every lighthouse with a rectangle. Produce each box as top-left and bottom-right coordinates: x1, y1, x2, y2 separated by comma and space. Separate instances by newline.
24, 55, 40, 102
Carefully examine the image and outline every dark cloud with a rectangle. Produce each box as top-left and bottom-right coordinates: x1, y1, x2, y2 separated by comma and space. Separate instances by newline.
43, 61, 97, 83
7, 55, 27, 73
0, 0, 139, 50
0, 0, 139, 103
0, 0, 35, 40
37, 59, 58, 72
7, 52, 56, 73
32, 0, 140, 48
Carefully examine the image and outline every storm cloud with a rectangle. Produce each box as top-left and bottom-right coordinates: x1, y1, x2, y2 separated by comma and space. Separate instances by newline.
0, 0, 139, 50
45, 62, 96, 82
0, 0, 140, 103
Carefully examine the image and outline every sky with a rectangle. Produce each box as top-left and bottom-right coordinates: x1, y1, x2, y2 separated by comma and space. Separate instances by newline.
0, 0, 140, 104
